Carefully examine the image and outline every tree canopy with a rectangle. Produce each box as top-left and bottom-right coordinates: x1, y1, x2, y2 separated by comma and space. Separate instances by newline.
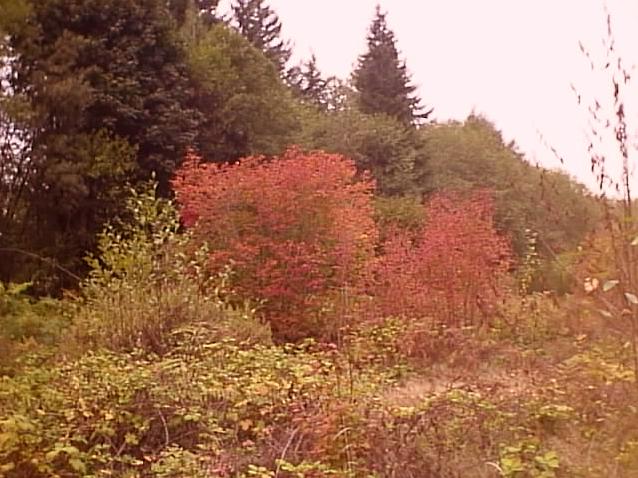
185, 22, 299, 162
422, 115, 601, 255
1, 0, 200, 289
231, 0, 291, 74
296, 108, 429, 196
353, 5, 431, 126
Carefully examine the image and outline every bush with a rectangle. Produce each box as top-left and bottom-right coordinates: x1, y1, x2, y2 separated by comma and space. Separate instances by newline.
70, 182, 270, 354
0, 282, 67, 345
0, 338, 349, 477
295, 109, 429, 195
373, 195, 426, 242
172, 147, 378, 341
372, 190, 512, 327
0, 282, 68, 374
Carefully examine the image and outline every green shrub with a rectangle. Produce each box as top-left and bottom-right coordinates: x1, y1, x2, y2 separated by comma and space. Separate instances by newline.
70, 182, 270, 354
0, 282, 68, 345
373, 195, 426, 240
0, 282, 68, 374
0, 338, 342, 477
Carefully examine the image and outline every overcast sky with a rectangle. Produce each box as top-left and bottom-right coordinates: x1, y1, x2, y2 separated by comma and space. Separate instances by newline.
220, 0, 638, 192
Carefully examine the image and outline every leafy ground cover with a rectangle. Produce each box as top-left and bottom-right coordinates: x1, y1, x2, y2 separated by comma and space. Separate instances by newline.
1, 150, 636, 477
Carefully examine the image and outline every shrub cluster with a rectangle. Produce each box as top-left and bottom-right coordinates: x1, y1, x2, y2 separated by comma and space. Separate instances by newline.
372, 191, 512, 327
172, 148, 378, 341
173, 149, 511, 341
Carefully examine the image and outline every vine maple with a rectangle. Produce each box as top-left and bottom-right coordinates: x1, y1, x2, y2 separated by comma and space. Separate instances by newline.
172, 147, 378, 340
372, 191, 512, 327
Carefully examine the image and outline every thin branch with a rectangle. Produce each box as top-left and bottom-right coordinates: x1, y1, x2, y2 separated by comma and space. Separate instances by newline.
274, 427, 299, 477
0, 247, 83, 282
157, 409, 170, 446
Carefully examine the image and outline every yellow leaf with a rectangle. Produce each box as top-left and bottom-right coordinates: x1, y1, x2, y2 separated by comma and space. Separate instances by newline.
125, 433, 139, 445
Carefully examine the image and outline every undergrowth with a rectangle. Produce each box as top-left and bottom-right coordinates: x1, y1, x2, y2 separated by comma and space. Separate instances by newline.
1, 179, 638, 477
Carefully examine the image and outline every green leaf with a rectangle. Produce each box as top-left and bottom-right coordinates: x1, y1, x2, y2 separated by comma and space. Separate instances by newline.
500, 455, 525, 473
535, 450, 560, 469
45, 449, 60, 461
68, 458, 86, 473
125, 432, 139, 445
7, 282, 32, 295
603, 279, 620, 292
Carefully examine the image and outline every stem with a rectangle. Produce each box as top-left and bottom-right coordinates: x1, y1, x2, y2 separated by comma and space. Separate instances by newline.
0, 247, 83, 282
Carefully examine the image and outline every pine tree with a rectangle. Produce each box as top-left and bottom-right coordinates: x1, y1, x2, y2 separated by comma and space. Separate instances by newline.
290, 54, 328, 108
1, 0, 200, 289
353, 5, 432, 126
231, 0, 291, 73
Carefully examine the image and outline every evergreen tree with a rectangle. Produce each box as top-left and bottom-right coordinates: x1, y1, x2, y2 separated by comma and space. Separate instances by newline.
322, 78, 357, 112
353, 5, 431, 126
231, 0, 291, 73
289, 54, 329, 108
1, 0, 200, 289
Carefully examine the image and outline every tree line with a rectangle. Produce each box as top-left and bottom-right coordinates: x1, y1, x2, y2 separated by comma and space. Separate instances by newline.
0, 0, 598, 293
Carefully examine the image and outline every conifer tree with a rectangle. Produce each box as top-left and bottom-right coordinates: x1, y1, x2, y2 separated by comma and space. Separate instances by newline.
353, 5, 432, 126
0, 0, 199, 289
290, 54, 329, 108
231, 0, 291, 73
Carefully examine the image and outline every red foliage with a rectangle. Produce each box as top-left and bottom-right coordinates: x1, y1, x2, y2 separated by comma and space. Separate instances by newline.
172, 147, 378, 340
372, 191, 512, 327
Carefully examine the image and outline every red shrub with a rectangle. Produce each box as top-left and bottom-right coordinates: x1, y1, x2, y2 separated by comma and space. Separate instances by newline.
372, 191, 512, 327
172, 147, 378, 341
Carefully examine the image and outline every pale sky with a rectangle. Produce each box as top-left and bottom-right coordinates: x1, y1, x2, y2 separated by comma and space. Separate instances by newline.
219, 0, 638, 193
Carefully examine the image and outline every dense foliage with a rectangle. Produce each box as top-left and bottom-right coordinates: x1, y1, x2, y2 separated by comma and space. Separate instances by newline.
185, 22, 299, 163
2, 2, 634, 476
423, 116, 601, 257
1, 197, 637, 476
1, 160, 637, 477
173, 148, 377, 340
296, 109, 429, 195
1, 0, 596, 292
372, 191, 512, 327
0, 0, 200, 289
